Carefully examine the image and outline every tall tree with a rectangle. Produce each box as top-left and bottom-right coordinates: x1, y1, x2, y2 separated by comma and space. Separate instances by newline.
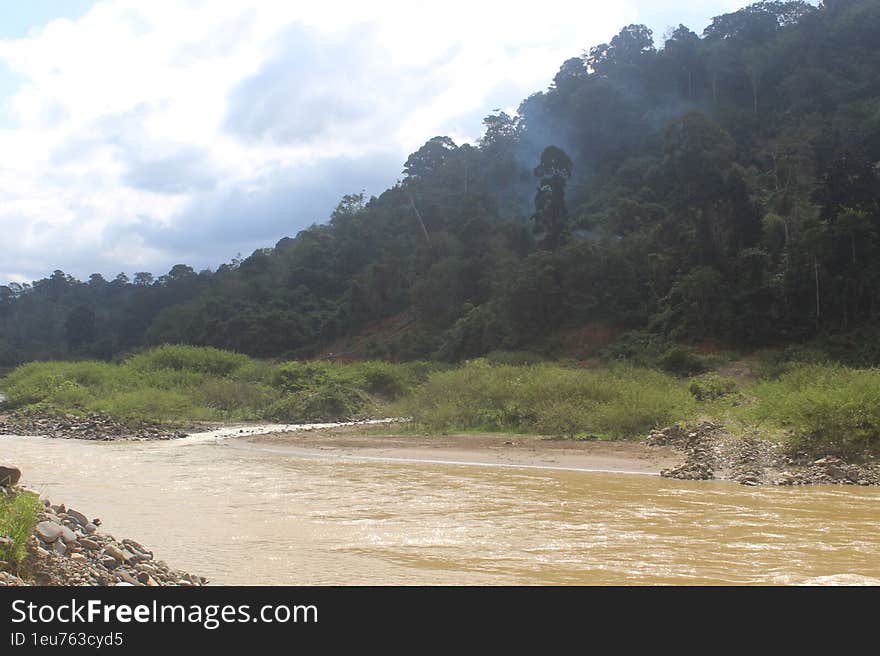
531, 146, 573, 251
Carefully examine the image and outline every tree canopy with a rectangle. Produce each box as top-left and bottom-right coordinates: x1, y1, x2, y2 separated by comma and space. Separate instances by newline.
2, 1, 880, 365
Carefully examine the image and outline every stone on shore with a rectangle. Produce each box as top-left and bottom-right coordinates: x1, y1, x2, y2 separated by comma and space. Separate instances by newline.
0, 465, 22, 487
0, 469, 206, 587
35, 521, 64, 543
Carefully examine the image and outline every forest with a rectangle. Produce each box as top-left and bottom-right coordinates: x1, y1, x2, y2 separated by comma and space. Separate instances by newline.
2, 0, 879, 367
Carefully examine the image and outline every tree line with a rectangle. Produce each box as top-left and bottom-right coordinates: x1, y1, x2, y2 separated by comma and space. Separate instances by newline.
2, 0, 879, 366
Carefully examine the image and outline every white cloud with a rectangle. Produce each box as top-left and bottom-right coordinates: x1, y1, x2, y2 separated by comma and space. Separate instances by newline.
0, 0, 725, 282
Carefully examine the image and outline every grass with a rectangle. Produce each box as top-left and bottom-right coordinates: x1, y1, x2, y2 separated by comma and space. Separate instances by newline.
0, 491, 41, 568
0, 345, 440, 424
735, 363, 880, 457
2, 345, 880, 457
397, 359, 698, 439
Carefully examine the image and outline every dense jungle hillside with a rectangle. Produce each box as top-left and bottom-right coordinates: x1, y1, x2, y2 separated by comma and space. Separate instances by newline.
2, 0, 879, 366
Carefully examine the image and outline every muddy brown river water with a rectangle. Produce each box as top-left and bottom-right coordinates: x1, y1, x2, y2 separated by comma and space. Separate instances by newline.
2, 430, 879, 585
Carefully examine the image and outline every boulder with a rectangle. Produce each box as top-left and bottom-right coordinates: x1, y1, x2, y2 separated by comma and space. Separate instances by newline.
79, 538, 100, 550
35, 521, 64, 543
0, 466, 21, 487
66, 509, 89, 526
59, 524, 77, 544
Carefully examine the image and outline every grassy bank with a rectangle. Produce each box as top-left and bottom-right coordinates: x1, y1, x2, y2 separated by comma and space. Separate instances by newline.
397, 360, 697, 438
0, 490, 41, 569
0, 345, 438, 424
2, 346, 880, 456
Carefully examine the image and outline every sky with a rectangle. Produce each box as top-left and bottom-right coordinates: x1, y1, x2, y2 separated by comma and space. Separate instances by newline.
0, 0, 749, 285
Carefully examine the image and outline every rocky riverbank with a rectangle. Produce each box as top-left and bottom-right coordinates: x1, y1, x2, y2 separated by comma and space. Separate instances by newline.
0, 410, 187, 441
0, 478, 205, 587
649, 422, 880, 486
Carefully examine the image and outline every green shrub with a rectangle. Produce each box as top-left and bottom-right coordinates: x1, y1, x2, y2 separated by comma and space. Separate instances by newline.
268, 384, 371, 423
89, 389, 210, 422
601, 330, 670, 367
348, 361, 408, 399
659, 347, 707, 377
741, 364, 880, 456
196, 379, 278, 417
0, 491, 41, 567
689, 374, 738, 401
125, 345, 248, 376
485, 351, 547, 367
0, 361, 121, 408
400, 360, 695, 438
270, 361, 333, 392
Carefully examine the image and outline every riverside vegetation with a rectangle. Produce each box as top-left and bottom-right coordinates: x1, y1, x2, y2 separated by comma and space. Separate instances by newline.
3, 344, 880, 461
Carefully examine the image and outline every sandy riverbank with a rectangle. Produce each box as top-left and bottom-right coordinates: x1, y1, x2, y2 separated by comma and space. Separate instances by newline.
238, 422, 880, 486
239, 425, 683, 475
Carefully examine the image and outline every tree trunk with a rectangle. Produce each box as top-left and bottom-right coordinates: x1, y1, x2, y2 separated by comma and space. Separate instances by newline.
751, 69, 758, 116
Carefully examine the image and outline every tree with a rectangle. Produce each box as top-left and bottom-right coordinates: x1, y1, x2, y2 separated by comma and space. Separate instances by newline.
403, 136, 458, 180
531, 146, 573, 251
663, 25, 703, 99
65, 305, 97, 352
587, 24, 655, 76
133, 272, 154, 286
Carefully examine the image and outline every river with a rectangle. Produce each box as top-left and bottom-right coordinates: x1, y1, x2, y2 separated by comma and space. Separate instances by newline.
2, 429, 879, 585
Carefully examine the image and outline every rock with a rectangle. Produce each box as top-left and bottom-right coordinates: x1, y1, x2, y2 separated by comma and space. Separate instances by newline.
66, 509, 89, 526
59, 524, 77, 544
79, 538, 100, 550
35, 521, 64, 543
117, 570, 142, 586
6, 491, 204, 587
99, 555, 119, 569
0, 410, 188, 442
0, 466, 22, 487
103, 544, 127, 563
122, 538, 148, 554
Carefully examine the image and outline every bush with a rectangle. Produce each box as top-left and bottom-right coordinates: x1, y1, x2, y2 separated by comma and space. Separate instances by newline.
485, 351, 548, 367
0, 361, 121, 408
689, 374, 738, 401
601, 330, 670, 367
90, 389, 208, 422
268, 384, 371, 423
0, 349, 422, 424
125, 345, 249, 376
270, 361, 333, 393
659, 347, 707, 377
742, 364, 880, 456
350, 361, 408, 399
0, 491, 41, 567
400, 360, 695, 438
196, 379, 278, 417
